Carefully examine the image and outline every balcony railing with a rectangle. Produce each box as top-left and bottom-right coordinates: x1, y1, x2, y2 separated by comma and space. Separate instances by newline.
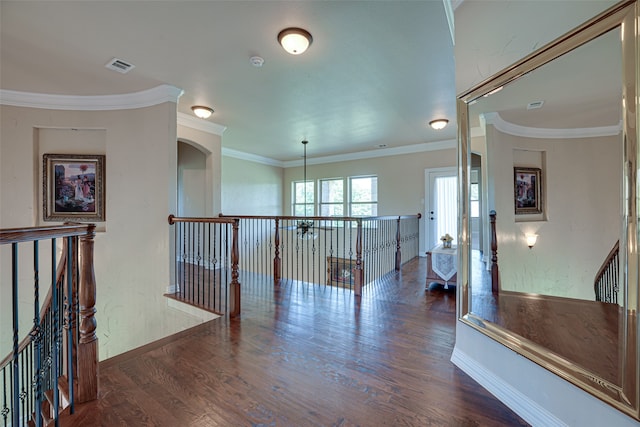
221, 214, 421, 294
166, 214, 420, 317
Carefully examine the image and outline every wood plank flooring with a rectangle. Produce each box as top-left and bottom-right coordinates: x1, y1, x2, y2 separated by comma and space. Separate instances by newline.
64, 257, 528, 426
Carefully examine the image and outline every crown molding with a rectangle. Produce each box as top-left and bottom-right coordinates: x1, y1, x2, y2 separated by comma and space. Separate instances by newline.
282, 139, 457, 168
0, 84, 184, 110
177, 112, 227, 136
222, 148, 284, 167
222, 139, 456, 168
481, 112, 622, 139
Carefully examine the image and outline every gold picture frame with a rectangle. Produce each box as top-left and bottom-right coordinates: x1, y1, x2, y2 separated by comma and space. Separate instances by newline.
43, 153, 105, 222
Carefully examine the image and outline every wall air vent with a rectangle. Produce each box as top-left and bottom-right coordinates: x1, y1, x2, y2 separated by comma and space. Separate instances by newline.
527, 100, 544, 110
105, 58, 135, 74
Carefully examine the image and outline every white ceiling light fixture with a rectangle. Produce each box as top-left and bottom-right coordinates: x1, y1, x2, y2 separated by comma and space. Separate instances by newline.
278, 27, 313, 55
191, 106, 214, 119
429, 119, 449, 130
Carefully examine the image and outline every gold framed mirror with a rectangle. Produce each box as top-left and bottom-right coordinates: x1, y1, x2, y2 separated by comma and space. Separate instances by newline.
457, 0, 638, 420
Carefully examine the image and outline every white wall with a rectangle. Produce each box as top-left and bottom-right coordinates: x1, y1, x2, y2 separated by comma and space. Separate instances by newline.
454, 0, 638, 425
221, 156, 283, 216
1, 104, 213, 360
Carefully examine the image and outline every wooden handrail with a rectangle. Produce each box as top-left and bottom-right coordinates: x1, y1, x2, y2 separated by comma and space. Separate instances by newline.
168, 214, 237, 225
0, 223, 92, 244
218, 213, 422, 222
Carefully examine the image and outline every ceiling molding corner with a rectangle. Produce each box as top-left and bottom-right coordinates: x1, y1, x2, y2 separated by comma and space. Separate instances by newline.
0, 84, 184, 111
222, 147, 284, 167
177, 112, 227, 136
282, 139, 457, 168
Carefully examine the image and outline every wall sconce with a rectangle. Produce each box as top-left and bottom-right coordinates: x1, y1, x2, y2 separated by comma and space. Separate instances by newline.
278, 27, 313, 55
526, 234, 538, 249
191, 106, 214, 119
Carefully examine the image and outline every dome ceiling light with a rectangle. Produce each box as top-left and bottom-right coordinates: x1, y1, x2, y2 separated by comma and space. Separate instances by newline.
278, 27, 313, 55
191, 106, 214, 119
429, 119, 449, 130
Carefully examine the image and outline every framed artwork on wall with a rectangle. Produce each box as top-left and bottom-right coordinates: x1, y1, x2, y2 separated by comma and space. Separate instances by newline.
43, 153, 105, 222
514, 167, 542, 215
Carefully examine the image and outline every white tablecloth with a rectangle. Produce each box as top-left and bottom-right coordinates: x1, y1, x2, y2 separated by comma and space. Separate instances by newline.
431, 244, 457, 281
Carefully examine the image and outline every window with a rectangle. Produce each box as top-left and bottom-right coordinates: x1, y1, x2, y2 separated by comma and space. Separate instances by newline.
349, 176, 377, 217
292, 180, 314, 216
470, 169, 479, 218
292, 175, 378, 218
319, 178, 344, 216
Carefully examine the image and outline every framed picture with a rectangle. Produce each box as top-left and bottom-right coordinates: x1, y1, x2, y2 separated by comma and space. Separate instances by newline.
514, 167, 542, 215
43, 154, 105, 222
327, 257, 361, 287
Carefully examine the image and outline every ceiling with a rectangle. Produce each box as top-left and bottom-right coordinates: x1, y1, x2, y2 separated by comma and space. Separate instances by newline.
0, 1, 457, 162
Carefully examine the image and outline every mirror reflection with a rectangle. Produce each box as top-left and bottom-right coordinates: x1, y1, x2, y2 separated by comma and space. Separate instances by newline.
467, 27, 623, 386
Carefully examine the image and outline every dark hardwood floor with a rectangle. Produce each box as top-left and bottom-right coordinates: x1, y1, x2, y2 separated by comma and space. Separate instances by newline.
64, 257, 528, 426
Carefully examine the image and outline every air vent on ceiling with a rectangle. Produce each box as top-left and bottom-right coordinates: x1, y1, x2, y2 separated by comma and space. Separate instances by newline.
527, 100, 544, 110
105, 58, 135, 74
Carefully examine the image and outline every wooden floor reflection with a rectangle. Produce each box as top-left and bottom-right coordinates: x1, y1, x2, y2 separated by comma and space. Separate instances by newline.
469, 250, 622, 385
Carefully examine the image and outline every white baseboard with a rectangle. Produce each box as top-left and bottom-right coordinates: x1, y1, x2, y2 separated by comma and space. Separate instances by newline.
450, 347, 566, 427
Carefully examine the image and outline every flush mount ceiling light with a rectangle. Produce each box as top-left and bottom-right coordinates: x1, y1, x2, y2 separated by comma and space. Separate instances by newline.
191, 106, 214, 119
429, 119, 449, 130
278, 27, 313, 55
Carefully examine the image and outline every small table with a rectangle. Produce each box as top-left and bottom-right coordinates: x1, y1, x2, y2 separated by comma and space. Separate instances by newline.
426, 244, 457, 289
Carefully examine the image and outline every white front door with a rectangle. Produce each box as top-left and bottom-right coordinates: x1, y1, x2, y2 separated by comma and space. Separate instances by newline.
425, 168, 458, 251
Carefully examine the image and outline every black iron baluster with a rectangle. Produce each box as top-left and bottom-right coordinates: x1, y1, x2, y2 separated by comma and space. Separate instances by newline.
66, 236, 75, 414
206, 222, 211, 311
11, 242, 19, 427
51, 239, 60, 426
0, 367, 12, 427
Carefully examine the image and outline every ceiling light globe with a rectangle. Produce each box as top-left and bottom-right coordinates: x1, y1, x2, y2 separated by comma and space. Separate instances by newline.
429, 119, 449, 130
191, 106, 213, 119
278, 28, 312, 55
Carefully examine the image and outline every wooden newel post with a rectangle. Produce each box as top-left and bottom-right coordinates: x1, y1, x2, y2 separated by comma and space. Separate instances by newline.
489, 210, 499, 294
354, 220, 363, 296
77, 224, 98, 403
395, 217, 401, 271
273, 218, 281, 283
230, 219, 241, 317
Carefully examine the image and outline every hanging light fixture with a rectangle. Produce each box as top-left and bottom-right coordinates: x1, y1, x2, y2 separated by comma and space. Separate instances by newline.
298, 140, 316, 240
278, 27, 313, 55
191, 106, 214, 119
429, 119, 449, 130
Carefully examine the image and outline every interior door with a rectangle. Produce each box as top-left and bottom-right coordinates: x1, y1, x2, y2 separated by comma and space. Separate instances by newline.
425, 168, 458, 250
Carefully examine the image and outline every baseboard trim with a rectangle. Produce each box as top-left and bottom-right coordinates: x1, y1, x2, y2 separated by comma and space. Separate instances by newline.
450, 346, 566, 427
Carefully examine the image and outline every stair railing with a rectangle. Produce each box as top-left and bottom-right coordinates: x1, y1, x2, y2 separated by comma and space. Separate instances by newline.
594, 240, 620, 303
0, 223, 98, 426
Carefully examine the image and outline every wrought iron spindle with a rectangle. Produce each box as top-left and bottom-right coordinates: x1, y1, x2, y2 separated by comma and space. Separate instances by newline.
51, 239, 60, 425
11, 242, 19, 427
